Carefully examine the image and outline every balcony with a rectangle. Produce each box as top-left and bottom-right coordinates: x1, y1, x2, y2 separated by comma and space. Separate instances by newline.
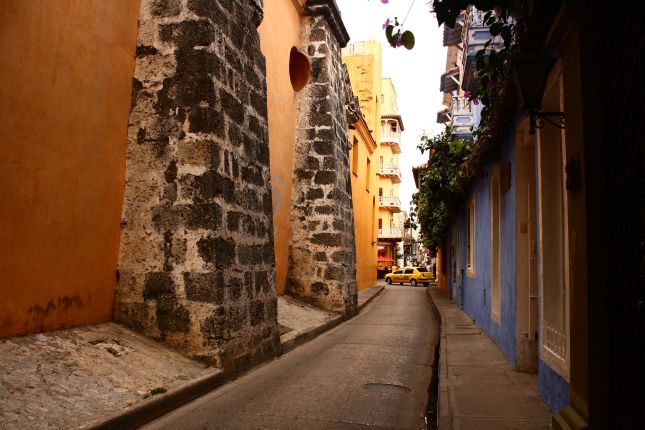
437, 107, 450, 124
450, 96, 474, 138
442, 16, 464, 47
462, 8, 502, 93
378, 228, 403, 240
381, 131, 401, 154
379, 196, 401, 212
440, 66, 460, 93
378, 164, 401, 183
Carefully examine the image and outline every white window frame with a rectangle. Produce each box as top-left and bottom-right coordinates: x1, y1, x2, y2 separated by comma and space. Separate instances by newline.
466, 198, 476, 277
537, 63, 570, 382
491, 165, 501, 323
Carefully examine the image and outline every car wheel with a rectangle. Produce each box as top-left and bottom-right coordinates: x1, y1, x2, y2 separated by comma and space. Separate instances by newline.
386, 278, 392, 285
410, 279, 417, 286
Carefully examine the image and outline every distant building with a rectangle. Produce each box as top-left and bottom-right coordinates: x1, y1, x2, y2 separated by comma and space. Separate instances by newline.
343, 42, 405, 278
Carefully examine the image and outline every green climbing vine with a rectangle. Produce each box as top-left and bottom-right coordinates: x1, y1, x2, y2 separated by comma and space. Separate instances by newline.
412, 127, 474, 249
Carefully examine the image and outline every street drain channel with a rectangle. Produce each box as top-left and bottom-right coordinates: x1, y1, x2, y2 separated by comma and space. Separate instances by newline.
362, 383, 411, 394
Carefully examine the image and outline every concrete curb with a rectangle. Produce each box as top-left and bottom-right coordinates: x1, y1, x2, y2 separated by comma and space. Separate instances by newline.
84, 371, 226, 430
426, 286, 452, 430
85, 285, 386, 429
357, 284, 385, 312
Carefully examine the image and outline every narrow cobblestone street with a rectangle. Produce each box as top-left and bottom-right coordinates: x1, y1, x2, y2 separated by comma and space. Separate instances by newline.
142, 285, 439, 430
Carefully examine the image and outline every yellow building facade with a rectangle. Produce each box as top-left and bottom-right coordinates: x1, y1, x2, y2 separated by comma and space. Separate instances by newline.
378, 78, 404, 273
348, 113, 379, 291
0, 0, 141, 336
343, 42, 404, 279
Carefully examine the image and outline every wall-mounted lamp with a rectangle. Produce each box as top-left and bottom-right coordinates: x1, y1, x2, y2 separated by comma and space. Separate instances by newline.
512, 49, 565, 135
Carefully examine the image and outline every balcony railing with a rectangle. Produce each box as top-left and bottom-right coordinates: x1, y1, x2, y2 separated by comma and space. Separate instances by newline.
378, 228, 403, 239
379, 196, 401, 211
462, 7, 502, 93
380, 131, 401, 154
378, 164, 401, 183
450, 96, 474, 137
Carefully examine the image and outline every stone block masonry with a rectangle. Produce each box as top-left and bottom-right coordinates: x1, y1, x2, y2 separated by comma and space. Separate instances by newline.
287, 3, 358, 317
116, 0, 279, 372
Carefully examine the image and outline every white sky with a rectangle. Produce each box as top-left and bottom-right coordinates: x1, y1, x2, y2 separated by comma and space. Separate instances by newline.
336, 0, 447, 213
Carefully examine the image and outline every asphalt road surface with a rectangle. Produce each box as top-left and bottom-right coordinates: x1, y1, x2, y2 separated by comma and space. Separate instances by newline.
143, 285, 440, 430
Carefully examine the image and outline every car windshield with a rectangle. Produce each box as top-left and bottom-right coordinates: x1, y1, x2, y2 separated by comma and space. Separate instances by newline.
393, 270, 403, 274
404, 269, 413, 274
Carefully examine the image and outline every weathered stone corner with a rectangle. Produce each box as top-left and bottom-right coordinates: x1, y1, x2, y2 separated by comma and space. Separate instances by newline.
116, 0, 279, 370
287, 8, 357, 317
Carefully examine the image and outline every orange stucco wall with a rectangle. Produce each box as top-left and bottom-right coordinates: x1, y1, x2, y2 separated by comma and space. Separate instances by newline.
0, 1, 140, 337
349, 124, 378, 291
258, 1, 302, 296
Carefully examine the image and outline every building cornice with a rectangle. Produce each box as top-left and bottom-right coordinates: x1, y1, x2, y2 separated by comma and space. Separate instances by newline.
304, 0, 351, 48
353, 117, 378, 154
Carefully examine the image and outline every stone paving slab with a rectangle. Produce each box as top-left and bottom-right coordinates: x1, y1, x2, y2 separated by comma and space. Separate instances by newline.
277, 284, 384, 353
0, 322, 219, 430
427, 286, 552, 430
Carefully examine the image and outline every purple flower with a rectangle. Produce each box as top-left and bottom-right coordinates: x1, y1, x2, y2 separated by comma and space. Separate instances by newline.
381, 0, 390, 4
473, 98, 480, 105
464, 90, 471, 99
396, 33, 403, 47
382, 18, 391, 29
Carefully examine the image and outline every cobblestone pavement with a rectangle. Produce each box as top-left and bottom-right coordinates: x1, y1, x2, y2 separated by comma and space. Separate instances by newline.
0, 323, 217, 430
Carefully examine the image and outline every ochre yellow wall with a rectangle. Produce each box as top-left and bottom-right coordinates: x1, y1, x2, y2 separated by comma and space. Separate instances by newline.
343, 41, 383, 145
380, 78, 398, 115
258, 0, 302, 295
343, 41, 384, 285
349, 124, 378, 291
0, 0, 140, 337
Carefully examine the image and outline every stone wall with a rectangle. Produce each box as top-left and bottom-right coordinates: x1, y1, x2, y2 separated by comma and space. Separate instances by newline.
287, 3, 357, 317
115, 0, 279, 372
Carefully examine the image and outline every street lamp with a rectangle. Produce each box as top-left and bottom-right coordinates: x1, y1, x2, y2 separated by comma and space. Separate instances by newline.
512, 49, 565, 135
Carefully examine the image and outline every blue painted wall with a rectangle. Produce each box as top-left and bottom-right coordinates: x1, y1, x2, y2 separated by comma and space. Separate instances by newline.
447, 132, 518, 365
538, 359, 570, 412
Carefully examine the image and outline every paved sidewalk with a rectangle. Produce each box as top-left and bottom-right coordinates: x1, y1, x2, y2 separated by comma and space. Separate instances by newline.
278, 283, 384, 354
427, 286, 552, 430
0, 284, 384, 430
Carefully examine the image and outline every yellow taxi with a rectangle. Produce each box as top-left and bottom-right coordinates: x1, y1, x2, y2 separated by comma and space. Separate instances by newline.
384, 267, 434, 286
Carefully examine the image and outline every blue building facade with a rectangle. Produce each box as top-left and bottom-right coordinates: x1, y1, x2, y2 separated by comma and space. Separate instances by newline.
436, 6, 573, 414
